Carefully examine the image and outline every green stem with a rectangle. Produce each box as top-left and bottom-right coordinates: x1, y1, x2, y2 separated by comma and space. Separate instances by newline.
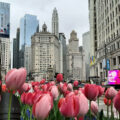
107, 105, 109, 119
8, 92, 13, 120
97, 98, 99, 106
119, 112, 120, 120
89, 100, 91, 120
30, 107, 32, 120
111, 102, 114, 119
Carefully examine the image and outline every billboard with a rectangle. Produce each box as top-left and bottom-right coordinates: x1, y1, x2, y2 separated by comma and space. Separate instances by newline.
0, 2, 10, 38
108, 70, 120, 85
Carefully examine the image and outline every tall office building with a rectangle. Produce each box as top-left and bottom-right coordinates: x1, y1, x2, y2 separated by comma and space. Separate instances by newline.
89, 0, 120, 80
31, 23, 60, 81
67, 30, 86, 81
59, 33, 67, 79
13, 28, 20, 68
19, 14, 39, 73
20, 14, 39, 49
88, 0, 97, 77
52, 8, 59, 38
0, 2, 10, 38
0, 2, 10, 81
82, 31, 90, 80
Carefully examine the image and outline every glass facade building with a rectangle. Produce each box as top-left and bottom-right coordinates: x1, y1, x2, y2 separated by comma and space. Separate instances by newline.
20, 14, 39, 49
0, 2, 10, 38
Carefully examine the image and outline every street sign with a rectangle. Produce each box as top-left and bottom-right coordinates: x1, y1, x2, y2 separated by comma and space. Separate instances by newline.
107, 59, 110, 70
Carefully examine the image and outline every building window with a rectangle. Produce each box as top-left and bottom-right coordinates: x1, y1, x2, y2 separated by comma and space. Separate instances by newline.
117, 42, 119, 49
118, 56, 120, 64
113, 58, 116, 65
100, 63, 102, 69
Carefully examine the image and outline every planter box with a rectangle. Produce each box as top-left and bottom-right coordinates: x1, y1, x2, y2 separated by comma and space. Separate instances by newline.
0, 92, 21, 120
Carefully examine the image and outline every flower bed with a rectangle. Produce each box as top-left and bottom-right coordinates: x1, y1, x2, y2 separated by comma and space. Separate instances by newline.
0, 68, 120, 120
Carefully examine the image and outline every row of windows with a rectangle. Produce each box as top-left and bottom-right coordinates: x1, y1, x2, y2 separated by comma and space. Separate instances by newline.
99, 39, 120, 58
99, 56, 120, 69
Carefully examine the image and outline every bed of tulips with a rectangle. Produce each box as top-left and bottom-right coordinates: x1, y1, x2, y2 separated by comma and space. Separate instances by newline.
0, 68, 120, 120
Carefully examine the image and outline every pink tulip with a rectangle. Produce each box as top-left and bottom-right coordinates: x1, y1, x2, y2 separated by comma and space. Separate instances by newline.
74, 90, 79, 95
84, 84, 98, 101
21, 92, 26, 104
79, 88, 85, 95
50, 85, 59, 100
58, 94, 79, 117
64, 90, 71, 97
40, 79, 46, 84
97, 86, 105, 97
25, 92, 34, 106
32, 93, 53, 120
56, 73, 63, 82
31, 81, 40, 88
50, 81, 55, 85
32, 91, 43, 104
5, 68, 27, 91
67, 83, 73, 91
61, 84, 67, 93
34, 85, 40, 92
105, 87, 117, 100
78, 93, 89, 116
113, 91, 120, 112
19, 83, 31, 94
41, 84, 48, 91
74, 80, 79, 87
91, 101, 98, 115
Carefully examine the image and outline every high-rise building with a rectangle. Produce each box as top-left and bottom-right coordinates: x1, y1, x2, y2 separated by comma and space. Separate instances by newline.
67, 30, 86, 81
88, 0, 97, 77
0, 37, 10, 80
0, 2, 10, 38
31, 23, 60, 81
89, 0, 120, 80
20, 14, 39, 49
82, 31, 90, 81
52, 8, 59, 38
19, 14, 39, 73
59, 33, 67, 79
13, 28, 20, 68
0, 2, 10, 81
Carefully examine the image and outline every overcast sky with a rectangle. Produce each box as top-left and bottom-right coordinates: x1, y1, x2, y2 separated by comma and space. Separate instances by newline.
0, 0, 89, 45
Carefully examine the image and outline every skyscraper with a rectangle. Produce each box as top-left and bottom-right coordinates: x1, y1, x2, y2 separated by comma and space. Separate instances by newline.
52, 8, 59, 38
89, 0, 120, 80
0, 2, 10, 38
13, 28, 20, 68
82, 31, 90, 81
0, 2, 10, 81
19, 14, 39, 71
20, 14, 39, 49
59, 33, 67, 79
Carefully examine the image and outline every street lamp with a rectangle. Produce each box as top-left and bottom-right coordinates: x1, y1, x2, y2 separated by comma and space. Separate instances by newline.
105, 44, 107, 78
104, 43, 110, 80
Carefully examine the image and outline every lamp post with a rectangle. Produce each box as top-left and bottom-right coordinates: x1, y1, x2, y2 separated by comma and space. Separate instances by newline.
105, 44, 107, 78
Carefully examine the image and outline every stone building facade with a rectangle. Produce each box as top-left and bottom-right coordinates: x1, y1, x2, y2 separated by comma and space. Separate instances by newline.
31, 24, 60, 81
82, 31, 90, 81
89, 0, 120, 80
0, 37, 10, 81
67, 30, 86, 81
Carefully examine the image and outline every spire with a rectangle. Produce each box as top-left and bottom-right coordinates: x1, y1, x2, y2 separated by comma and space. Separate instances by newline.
52, 7, 59, 38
